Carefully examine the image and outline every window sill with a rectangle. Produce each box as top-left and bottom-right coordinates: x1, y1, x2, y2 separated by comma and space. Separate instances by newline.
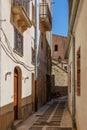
13, 49, 23, 57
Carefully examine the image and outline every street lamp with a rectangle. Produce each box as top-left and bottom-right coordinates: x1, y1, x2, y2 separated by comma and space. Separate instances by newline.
58, 56, 61, 63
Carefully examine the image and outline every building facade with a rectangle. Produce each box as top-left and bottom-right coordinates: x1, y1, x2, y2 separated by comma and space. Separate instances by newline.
52, 35, 67, 61
0, 0, 35, 130
52, 35, 68, 97
0, 0, 52, 129
35, 0, 52, 110
66, 0, 87, 130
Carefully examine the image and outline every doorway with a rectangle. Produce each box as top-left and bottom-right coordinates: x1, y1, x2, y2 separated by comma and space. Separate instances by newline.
14, 67, 22, 120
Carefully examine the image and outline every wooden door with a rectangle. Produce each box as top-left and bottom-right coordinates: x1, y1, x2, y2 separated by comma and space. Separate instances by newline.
14, 73, 18, 120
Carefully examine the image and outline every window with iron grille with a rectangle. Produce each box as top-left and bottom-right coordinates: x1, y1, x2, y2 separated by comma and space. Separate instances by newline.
32, 3, 35, 22
32, 48, 35, 64
69, 68, 71, 93
41, 33, 43, 49
14, 28, 23, 56
13, 0, 29, 16
77, 48, 80, 96
13, 0, 21, 6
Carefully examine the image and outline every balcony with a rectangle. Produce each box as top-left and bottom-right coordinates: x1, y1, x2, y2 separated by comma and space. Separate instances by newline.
11, 0, 32, 33
39, 3, 52, 31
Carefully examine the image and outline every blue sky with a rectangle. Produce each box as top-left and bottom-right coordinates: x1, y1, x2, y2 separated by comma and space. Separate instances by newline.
52, 0, 68, 37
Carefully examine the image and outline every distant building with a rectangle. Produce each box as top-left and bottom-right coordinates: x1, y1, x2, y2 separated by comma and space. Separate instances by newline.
52, 35, 68, 97
52, 34, 67, 61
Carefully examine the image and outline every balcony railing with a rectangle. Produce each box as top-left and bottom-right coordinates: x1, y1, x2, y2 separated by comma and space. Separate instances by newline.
13, 0, 29, 15
40, 3, 52, 31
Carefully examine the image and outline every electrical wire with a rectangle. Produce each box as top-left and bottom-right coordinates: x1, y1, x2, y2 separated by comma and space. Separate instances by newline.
0, 28, 35, 68
0, 28, 36, 71
0, 40, 35, 71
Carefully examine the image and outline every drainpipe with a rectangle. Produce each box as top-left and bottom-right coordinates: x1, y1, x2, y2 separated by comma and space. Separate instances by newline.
35, 0, 39, 111
71, 33, 76, 129
35, 0, 39, 80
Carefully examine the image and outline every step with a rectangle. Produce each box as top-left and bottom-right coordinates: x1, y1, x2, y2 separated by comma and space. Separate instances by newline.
13, 120, 23, 129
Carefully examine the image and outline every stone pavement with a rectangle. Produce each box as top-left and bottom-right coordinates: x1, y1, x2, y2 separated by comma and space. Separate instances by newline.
15, 96, 72, 130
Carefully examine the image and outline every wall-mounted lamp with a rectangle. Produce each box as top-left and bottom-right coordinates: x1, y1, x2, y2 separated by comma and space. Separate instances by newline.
5, 72, 11, 80
0, 19, 6, 22
58, 56, 61, 63
24, 76, 29, 83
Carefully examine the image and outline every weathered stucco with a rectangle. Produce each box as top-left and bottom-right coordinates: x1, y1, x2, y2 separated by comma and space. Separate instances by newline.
68, 0, 87, 130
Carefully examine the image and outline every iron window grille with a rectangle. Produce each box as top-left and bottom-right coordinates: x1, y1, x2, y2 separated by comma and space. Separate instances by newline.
14, 28, 23, 56
13, 0, 29, 16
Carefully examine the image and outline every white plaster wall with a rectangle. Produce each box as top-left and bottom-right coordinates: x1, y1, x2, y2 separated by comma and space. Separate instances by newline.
0, 0, 35, 107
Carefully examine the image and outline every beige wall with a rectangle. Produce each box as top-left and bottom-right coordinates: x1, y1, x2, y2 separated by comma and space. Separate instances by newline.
52, 62, 68, 87
75, 1, 87, 130
68, 0, 87, 130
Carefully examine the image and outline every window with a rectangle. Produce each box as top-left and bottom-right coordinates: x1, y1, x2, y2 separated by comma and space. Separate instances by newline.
32, 3, 35, 22
41, 41, 43, 49
13, 0, 21, 5
32, 48, 35, 64
22, 0, 29, 15
77, 48, 80, 96
13, 0, 29, 15
41, 33, 43, 49
69, 67, 71, 93
54, 45, 58, 51
64, 66, 67, 71
14, 28, 23, 56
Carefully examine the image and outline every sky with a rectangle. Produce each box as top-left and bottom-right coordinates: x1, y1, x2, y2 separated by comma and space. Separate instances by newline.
52, 0, 68, 37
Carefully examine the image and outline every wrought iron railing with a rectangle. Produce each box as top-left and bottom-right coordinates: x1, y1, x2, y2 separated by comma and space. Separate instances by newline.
13, 0, 29, 16
40, 3, 52, 25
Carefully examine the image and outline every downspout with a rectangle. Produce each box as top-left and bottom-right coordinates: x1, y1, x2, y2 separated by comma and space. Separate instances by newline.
35, 0, 39, 111
35, 0, 39, 80
71, 34, 76, 129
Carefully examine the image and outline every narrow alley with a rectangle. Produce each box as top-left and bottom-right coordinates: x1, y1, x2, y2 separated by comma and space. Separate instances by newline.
15, 97, 72, 130
1, 0, 87, 130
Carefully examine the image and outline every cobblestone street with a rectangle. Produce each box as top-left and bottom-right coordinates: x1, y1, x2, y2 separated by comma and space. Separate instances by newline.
16, 97, 72, 130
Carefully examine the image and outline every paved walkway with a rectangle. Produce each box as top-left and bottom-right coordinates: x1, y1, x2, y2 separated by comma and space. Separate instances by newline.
15, 96, 72, 130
